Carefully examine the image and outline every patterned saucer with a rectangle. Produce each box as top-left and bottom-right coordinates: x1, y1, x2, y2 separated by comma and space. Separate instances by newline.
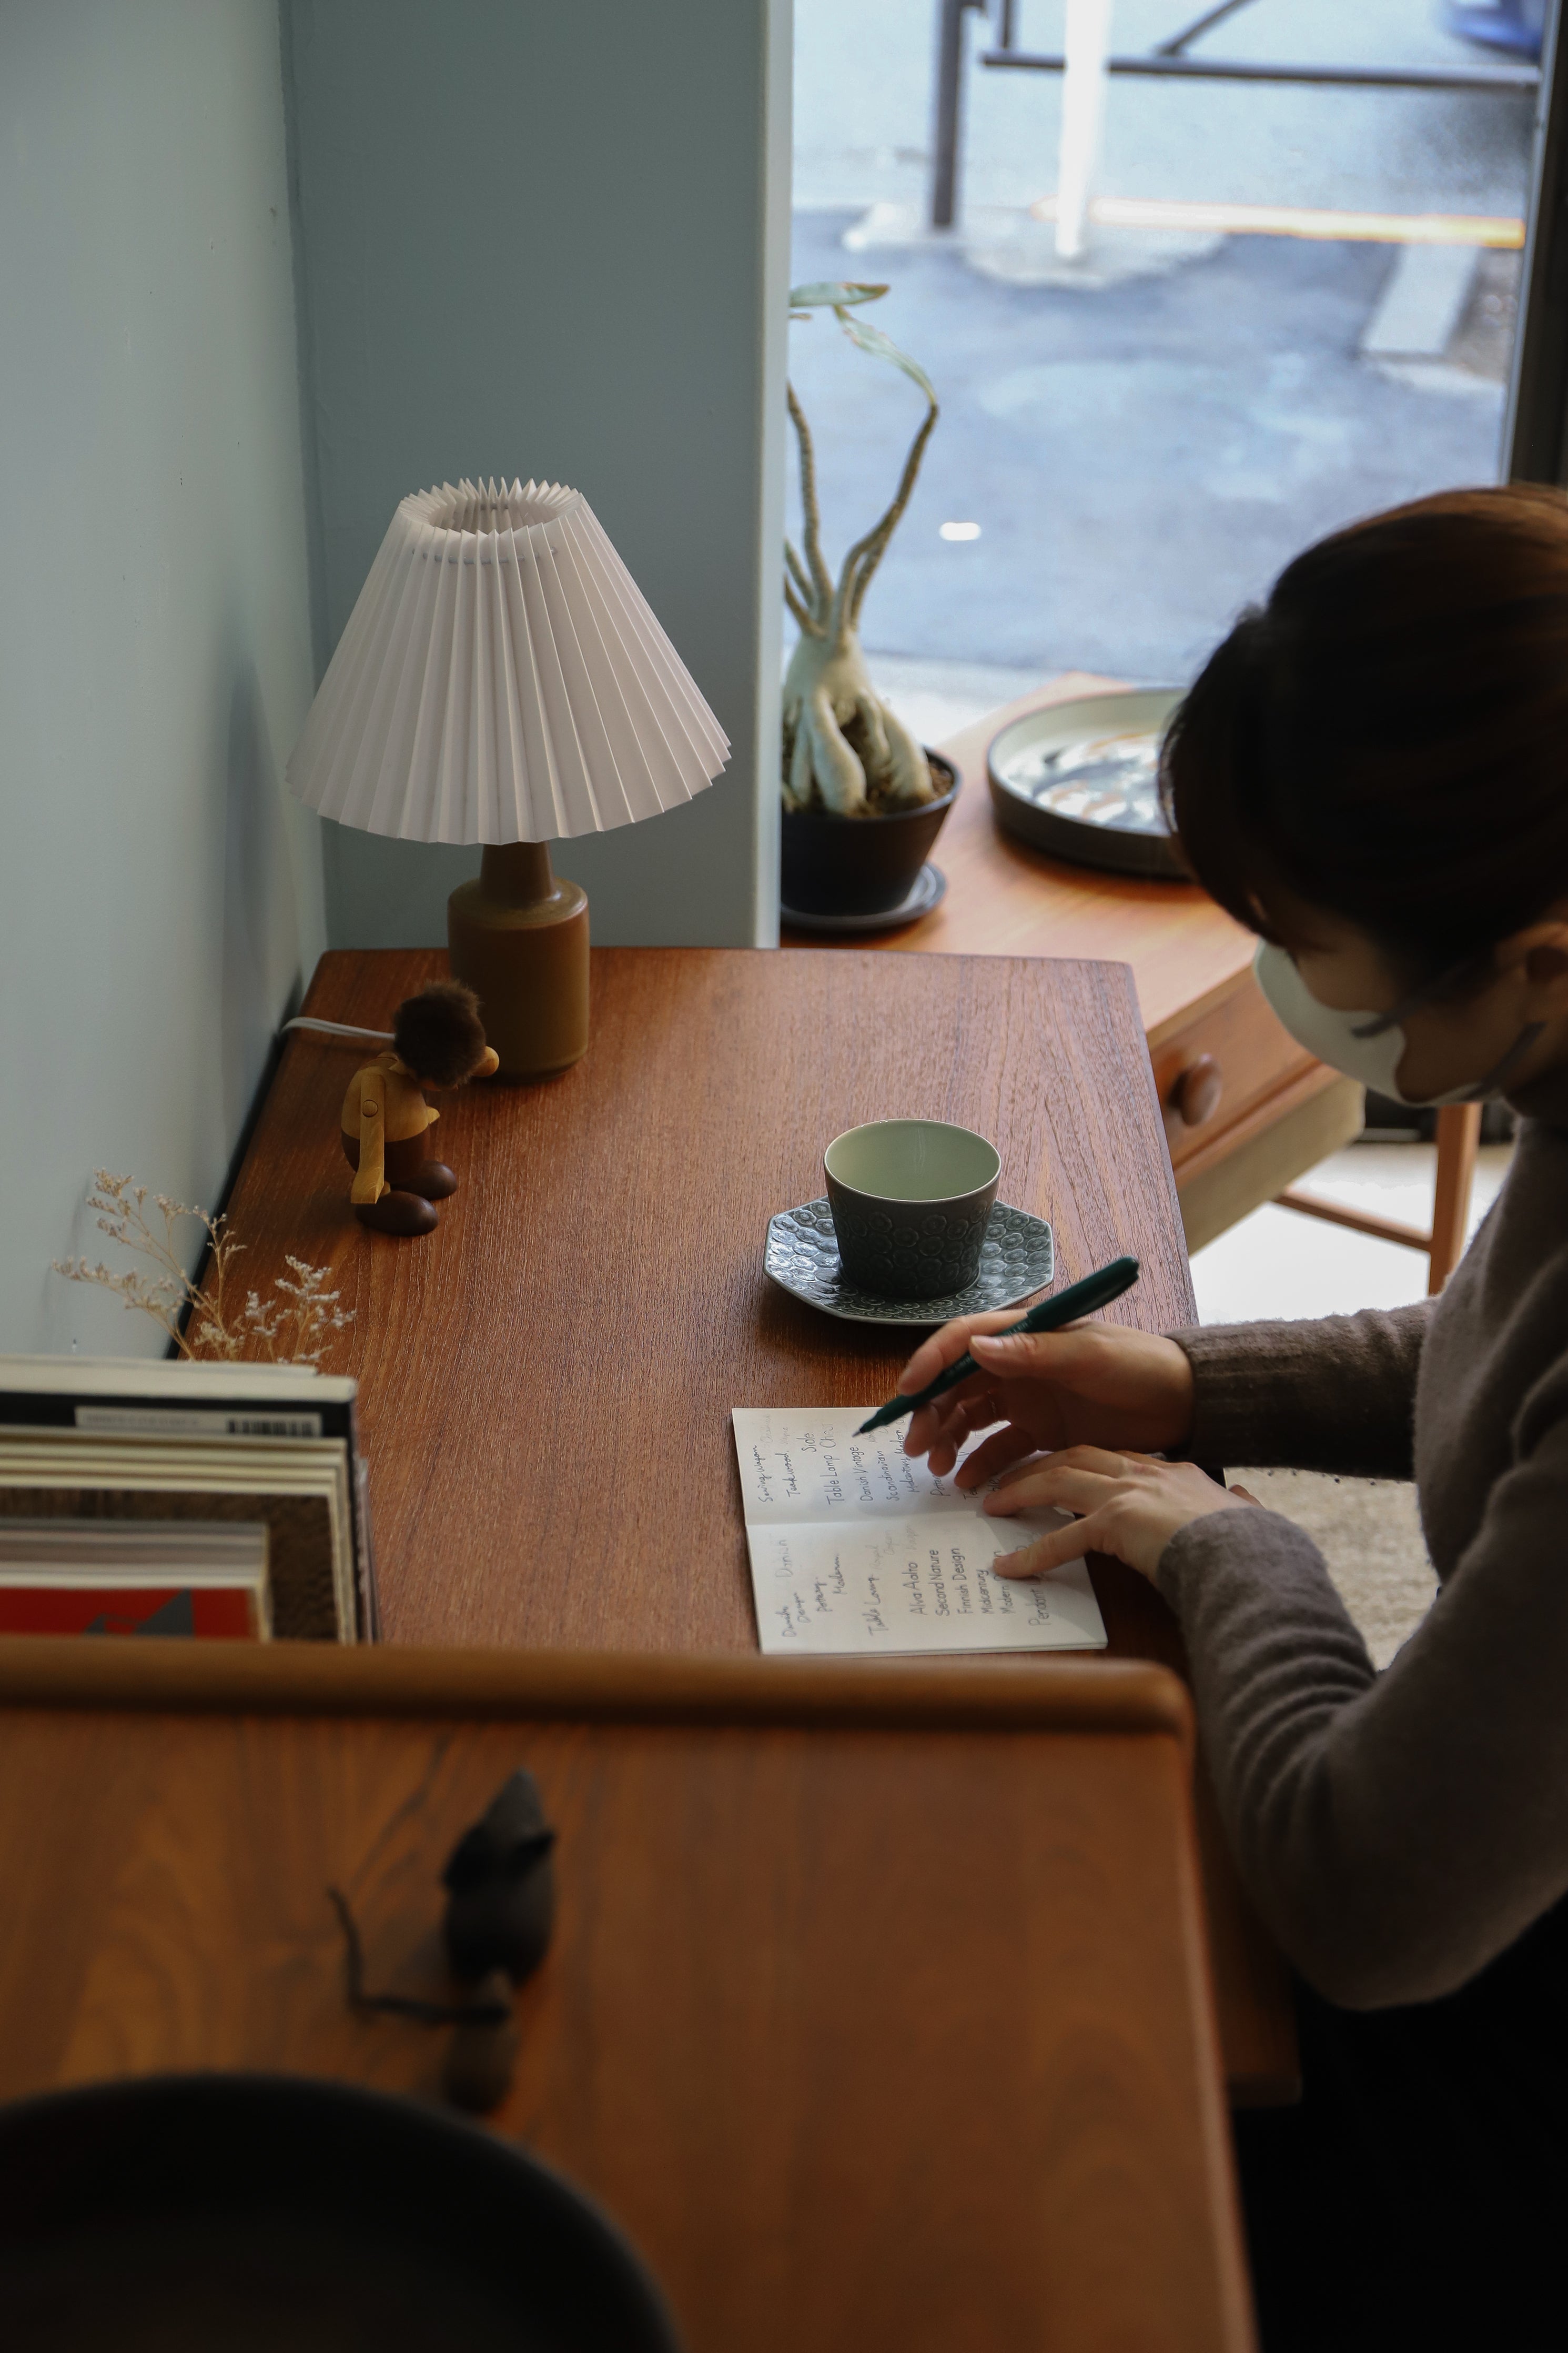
765, 1197, 1054, 1325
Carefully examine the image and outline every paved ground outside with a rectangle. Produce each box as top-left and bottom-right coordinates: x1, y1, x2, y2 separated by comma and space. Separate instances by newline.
790, 0, 1535, 682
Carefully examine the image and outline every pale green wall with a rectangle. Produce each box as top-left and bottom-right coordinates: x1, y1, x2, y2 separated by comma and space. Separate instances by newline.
284, 0, 791, 951
0, 0, 791, 1352
0, 0, 324, 1354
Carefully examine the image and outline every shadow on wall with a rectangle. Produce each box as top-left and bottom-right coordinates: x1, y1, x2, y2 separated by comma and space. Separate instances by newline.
46, 653, 313, 1360
222, 663, 301, 1152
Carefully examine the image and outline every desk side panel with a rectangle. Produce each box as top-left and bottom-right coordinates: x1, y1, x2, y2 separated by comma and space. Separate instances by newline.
0, 1704, 1255, 2353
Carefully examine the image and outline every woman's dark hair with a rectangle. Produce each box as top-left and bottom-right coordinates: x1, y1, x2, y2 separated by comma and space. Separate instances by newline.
1160, 485, 1568, 977
393, 981, 489, 1086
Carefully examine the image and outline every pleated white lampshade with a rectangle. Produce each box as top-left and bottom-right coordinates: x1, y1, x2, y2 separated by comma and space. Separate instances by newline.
287, 478, 730, 843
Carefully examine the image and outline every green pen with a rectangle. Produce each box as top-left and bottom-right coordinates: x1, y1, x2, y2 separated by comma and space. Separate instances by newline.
854, 1256, 1141, 1436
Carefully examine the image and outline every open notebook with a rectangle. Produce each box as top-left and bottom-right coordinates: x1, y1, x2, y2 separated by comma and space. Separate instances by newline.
733, 1407, 1107, 1658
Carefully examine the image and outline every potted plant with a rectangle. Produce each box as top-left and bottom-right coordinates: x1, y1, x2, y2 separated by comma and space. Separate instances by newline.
781, 283, 958, 924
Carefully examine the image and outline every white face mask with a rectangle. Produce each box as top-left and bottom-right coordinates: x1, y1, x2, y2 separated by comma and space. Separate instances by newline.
1253, 941, 1541, 1109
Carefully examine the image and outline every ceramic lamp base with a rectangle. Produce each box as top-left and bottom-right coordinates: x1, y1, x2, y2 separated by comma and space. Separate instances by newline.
448, 843, 589, 1079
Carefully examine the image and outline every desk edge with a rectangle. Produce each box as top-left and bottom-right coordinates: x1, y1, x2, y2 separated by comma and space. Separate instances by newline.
0, 1638, 1192, 1742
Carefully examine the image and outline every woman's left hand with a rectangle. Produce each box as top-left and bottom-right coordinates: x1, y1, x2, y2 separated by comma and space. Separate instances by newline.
984, 1447, 1259, 1582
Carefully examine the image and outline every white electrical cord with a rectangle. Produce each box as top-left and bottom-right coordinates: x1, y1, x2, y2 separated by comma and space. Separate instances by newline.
282, 1016, 396, 1045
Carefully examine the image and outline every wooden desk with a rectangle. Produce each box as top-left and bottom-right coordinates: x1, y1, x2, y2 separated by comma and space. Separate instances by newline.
238, 946, 1195, 1653
783, 678, 1363, 1252
224, 943, 1294, 2105
0, 1643, 1253, 2352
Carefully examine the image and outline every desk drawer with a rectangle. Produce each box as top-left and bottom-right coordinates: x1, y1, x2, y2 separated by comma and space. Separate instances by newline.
1150, 967, 1322, 1172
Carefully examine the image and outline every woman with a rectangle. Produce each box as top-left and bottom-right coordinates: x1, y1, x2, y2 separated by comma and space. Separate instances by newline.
898, 487, 1568, 2349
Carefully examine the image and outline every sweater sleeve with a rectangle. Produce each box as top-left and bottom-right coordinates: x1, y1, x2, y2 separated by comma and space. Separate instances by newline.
1159, 1387, 1568, 2005
1169, 1302, 1431, 1476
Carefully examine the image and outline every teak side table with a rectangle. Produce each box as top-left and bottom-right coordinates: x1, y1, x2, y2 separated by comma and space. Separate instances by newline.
784, 674, 1480, 1289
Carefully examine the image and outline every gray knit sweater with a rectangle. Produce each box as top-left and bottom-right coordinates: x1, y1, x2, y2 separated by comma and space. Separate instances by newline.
1161, 1068, 1568, 2010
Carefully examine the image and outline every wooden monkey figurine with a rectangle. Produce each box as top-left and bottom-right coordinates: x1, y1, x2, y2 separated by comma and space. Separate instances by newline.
340, 982, 499, 1236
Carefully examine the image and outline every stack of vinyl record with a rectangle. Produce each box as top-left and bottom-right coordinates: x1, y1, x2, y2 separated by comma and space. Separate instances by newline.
0, 1357, 375, 1642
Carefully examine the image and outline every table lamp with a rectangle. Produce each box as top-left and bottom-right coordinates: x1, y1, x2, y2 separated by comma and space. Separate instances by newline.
287, 479, 730, 1077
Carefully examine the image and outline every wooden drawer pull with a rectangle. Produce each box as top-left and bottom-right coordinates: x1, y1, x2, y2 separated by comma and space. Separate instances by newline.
1169, 1054, 1223, 1131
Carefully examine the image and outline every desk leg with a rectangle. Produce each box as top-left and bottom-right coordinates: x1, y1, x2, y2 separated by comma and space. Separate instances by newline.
1428, 1103, 1481, 1294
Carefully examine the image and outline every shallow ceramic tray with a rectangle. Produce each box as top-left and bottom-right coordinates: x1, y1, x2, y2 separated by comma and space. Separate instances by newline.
766, 1197, 1054, 1325
780, 861, 947, 936
987, 686, 1186, 879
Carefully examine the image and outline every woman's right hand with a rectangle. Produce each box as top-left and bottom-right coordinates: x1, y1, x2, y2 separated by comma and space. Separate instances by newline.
898, 1315, 1197, 1487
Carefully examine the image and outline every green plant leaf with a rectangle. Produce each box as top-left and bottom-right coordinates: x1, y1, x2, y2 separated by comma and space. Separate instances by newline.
835, 310, 937, 405
789, 279, 888, 311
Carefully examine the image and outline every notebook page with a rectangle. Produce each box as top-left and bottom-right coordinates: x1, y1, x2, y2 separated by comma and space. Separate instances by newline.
732, 1407, 1107, 1658
733, 1406, 974, 1525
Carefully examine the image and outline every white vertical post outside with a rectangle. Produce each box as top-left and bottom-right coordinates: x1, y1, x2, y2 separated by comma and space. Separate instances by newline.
1056, 0, 1112, 260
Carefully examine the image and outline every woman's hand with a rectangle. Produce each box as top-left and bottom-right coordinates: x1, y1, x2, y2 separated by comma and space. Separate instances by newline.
984, 1447, 1259, 1582
899, 1314, 1197, 1485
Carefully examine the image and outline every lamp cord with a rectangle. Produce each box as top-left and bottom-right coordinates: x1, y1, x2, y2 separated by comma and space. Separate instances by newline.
284, 1017, 397, 1045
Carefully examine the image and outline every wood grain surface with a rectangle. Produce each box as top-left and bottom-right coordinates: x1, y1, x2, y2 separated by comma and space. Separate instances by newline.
0, 1637, 1192, 1738
0, 1652, 1256, 2353
222, 945, 1295, 2104
783, 676, 1259, 1037
230, 947, 1190, 1654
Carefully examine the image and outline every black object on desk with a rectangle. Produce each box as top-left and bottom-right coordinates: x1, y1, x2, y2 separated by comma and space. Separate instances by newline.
444, 1768, 557, 1982
856, 1256, 1141, 1434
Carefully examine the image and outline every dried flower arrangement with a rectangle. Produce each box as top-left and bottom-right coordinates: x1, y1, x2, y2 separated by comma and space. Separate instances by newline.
55, 1172, 353, 1367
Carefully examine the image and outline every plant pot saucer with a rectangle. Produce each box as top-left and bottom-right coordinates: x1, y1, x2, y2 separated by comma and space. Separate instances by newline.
781, 861, 946, 935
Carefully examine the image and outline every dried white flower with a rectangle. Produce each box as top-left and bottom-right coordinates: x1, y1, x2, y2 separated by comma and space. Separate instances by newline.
54, 1172, 354, 1366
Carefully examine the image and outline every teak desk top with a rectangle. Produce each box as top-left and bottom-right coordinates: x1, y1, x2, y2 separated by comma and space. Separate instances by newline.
224, 943, 1295, 2105
239, 945, 1193, 1654
0, 1645, 1255, 2353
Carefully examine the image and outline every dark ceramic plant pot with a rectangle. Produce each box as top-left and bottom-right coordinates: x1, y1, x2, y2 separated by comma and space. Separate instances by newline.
781, 750, 959, 920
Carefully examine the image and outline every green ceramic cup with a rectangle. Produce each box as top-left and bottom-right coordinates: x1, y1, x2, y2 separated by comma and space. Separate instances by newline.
823, 1119, 1002, 1301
